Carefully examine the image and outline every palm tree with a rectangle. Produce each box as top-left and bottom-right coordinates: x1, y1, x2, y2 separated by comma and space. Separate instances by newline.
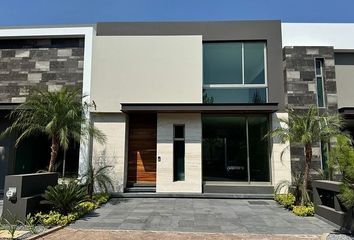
267, 106, 343, 204
2, 87, 106, 172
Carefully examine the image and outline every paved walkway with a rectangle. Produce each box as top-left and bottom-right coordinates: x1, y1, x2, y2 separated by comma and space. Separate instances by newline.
70, 198, 336, 235
40, 228, 326, 240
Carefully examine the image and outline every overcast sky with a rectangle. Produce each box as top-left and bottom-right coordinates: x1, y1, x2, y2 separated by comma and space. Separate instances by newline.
1, 0, 354, 26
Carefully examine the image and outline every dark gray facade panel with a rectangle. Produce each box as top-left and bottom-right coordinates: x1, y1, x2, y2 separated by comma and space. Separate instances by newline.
335, 53, 354, 65
97, 21, 285, 110
0, 38, 84, 103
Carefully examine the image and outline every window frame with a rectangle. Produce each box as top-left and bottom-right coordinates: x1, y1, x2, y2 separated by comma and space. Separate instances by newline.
203, 41, 268, 103
315, 58, 326, 108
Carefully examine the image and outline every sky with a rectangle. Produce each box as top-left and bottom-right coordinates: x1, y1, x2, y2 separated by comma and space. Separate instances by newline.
1, 0, 354, 26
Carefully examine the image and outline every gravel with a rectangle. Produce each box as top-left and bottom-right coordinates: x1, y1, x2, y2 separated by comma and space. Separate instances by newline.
327, 233, 354, 240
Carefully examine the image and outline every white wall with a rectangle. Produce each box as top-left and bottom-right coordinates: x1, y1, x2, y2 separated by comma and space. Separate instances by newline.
271, 112, 292, 192
91, 113, 127, 192
282, 23, 354, 49
156, 113, 202, 193
91, 36, 203, 112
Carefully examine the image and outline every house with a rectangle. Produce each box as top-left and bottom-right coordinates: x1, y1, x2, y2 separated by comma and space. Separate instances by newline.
1, 21, 354, 197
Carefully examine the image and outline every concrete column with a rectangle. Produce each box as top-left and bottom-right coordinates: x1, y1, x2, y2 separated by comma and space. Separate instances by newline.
156, 113, 202, 193
271, 112, 292, 192
90, 113, 128, 192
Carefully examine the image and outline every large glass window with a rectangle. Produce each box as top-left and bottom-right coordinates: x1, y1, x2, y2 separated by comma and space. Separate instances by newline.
203, 42, 267, 104
203, 88, 267, 104
202, 115, 270, 182
248, 116, 269, 181
244, 42, 265, 84
203, 42, 242, 84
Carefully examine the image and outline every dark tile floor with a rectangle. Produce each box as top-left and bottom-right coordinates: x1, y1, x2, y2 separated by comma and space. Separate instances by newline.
70, 198, 337, 234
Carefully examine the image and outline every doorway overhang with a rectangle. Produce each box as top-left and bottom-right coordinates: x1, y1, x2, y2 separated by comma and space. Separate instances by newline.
121, 103, 278, 114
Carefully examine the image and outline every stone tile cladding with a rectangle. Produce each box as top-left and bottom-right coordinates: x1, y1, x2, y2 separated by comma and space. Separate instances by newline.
283, 46, 337, 174
0, 38, 84, 103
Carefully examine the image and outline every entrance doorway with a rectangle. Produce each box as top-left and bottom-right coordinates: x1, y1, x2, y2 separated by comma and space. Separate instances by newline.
127, 114, 157, 186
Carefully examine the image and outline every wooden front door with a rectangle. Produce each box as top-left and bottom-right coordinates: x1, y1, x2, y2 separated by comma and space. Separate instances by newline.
127, 114, 157, 185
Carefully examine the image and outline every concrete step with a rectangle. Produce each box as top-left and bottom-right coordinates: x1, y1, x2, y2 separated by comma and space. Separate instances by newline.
203, 184, 274, 195
124, 187, 156, 193
112, 192, 274, 199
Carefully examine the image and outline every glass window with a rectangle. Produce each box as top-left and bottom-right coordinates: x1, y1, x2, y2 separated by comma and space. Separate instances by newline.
315, 59, 322, 76
174, 125, 184, 139
173, 125, 185, 181
203, 42, 242, 84
202, 116, 248, 181
202, 115, 270, 182
203, 88, 267, 104
244, 42, 265, 84
316, 76, 325, 107
248, 116, 269, 181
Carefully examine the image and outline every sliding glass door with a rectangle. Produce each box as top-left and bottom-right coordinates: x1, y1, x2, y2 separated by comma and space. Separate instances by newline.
202, 114, 269, 182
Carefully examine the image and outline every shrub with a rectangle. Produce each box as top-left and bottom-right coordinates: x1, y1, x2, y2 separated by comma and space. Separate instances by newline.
81, 162, 114, 198
76, 201, 97, 215
35, 211, 79, 226
292, 204, 314, 217
275, 193, 295, 209
42, 181, 88, 215
92, 193, 110, 205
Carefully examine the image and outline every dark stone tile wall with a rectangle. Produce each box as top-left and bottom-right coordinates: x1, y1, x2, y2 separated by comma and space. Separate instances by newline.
0, 38, 84, 103
283, 46, 338, 175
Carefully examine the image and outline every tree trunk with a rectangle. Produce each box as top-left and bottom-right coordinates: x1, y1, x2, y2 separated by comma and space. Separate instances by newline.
302, 143, 312, 205
48, 137, 59, 172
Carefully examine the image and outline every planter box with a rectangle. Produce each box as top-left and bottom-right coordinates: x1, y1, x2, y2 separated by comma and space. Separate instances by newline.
1, 172, 58, 222
312, 180, 354, 233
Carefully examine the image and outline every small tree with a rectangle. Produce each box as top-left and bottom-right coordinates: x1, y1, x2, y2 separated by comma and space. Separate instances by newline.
2, 88, 105, 172
267, 106, 343, 205
329, 135, 354, 209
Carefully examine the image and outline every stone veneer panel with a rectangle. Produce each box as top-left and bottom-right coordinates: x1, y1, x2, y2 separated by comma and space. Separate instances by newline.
271, 112, 292, 191
283, 46, 338, 174
0, 38, 84, 103
91, 113, 127, 192
156, 113, 202, 193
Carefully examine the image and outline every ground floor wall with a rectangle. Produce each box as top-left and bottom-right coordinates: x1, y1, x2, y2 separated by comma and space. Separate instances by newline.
156, 113, 202, 193
87, 111, 291, 194
271, 112, 292, 191
90, 113, 128, 192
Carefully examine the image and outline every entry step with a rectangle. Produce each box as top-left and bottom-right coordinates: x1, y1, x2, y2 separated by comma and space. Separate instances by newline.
124, 186, 156, 193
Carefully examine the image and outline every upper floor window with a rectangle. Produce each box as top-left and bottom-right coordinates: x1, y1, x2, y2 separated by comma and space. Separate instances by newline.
315, 58, 325, 108
203, 42, 267, 104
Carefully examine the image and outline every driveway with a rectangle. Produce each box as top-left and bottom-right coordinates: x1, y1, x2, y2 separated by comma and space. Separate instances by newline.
70, 198, 336, 235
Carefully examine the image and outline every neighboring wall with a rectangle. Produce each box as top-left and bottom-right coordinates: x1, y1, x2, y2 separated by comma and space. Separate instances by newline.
335, 52, 354, 109
0, 38, 84, 103
90, 36, 203, 113
283, 46, 338, 172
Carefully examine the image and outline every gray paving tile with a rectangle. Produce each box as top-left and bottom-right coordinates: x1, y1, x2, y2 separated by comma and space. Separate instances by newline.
69, 197, 336, 235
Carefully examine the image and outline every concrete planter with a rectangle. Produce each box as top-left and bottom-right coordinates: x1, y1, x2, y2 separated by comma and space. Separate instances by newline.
312, 180, 354, 233
1, 172, 58, 222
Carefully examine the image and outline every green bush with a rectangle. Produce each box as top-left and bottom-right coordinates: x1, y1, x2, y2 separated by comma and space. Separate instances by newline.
292, 204, 314, 217
76, 201, 97, 215
274, 193, 296, 209
42, 181, 88, 215
92, 193, 110, 205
